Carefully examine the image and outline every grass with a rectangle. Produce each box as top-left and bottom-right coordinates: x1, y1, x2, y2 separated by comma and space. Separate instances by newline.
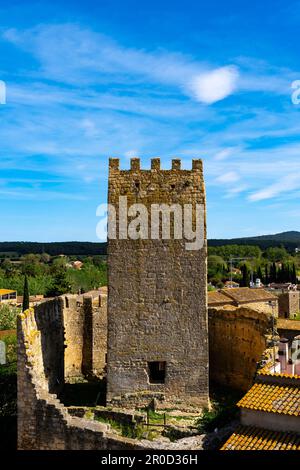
95, 415, 144, 439
196, 383, 243, 433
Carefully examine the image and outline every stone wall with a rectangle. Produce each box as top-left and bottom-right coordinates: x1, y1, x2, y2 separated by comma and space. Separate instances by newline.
18, 303, 155, 449
278, 292, 300, 319
107, 158, 209, 409
208, 307, 274, 391
17, 305, 205, 449
241, 301, 278, 316
60, 294, 107, 379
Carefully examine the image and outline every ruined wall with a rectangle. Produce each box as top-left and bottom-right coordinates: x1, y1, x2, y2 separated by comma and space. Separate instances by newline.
57, 294, 107, 379
18, 304, 149, 450
34, 298, 65, 394
208, 307, 273, 391
107, 158, 209, 409
18, 305, 203, 449
240, 301, 278, 316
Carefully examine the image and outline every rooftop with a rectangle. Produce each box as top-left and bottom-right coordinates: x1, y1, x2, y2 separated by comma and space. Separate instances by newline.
207, 290, 235, 306
222, 287, 278, 304
208, 287, 278, 307
0, 289, 16, 295
221, 425, 300, 450
237, 382, 300, 416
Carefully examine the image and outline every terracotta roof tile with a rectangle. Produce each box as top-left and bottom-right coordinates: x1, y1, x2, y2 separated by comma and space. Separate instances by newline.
221, 426, 300, 450
237, 382, 300, 416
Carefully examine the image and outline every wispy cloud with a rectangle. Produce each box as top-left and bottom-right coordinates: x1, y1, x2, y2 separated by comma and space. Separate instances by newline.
2, 24, 241, 104
0, 19, 299, 239
249, 174, 300, 202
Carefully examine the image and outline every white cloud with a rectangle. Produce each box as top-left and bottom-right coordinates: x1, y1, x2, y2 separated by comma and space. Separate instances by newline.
189, 66, 239, 104
2, 24, 239, 104
248, 174, 300, 202
216, 171, 240, 183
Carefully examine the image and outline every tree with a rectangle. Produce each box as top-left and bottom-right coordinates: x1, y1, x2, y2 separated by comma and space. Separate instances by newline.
270, 262, 277, 283
46, 268, 69, 297
241, 264, 250, 287
292, 264, 297, 284
22, 275, 30, 312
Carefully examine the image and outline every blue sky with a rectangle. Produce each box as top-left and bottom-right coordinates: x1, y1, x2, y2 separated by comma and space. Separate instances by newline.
0, 0, 300, 241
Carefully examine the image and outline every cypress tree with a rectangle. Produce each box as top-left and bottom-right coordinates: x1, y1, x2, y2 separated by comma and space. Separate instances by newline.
22, 275, 30, 312
241, 264, 250, 287
265, 265, 269, 285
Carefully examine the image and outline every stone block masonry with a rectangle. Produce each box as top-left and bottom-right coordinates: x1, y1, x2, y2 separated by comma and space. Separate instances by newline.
63, 294, 107, 379
107, 158, 209, 409
208, 306, 274, 391
17, 302, 205, 449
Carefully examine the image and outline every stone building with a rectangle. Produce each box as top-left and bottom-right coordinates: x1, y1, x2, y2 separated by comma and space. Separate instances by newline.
278, 291, 300, 319
106, 157, 209, 409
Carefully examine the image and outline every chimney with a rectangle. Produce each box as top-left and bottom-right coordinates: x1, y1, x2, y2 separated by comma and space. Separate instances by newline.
278, 338, 289, 372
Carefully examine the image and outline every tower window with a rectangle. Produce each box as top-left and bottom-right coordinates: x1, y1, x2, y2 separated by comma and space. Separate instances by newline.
148, 361, 166, 384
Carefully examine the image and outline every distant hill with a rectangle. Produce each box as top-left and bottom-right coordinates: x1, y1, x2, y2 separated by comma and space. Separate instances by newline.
208, 231, 300, 251
0, 232, 299, 256
0, 241, 107, 257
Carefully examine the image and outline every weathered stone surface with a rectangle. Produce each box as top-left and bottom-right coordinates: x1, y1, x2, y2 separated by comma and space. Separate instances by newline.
208, 306, 274, 391
107, 158, 209, 409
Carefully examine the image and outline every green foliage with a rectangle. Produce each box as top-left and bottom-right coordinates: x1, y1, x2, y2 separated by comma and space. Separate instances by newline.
67, 262, 107, 294
263, 247, 289, 262
0, 255, 107, 296
0, 334, 17, 366
196, 404, 238, 432
0, 333, 17, 443
46, 267, 70, 297
208, 244, 262, 260
0, 305, 19, 330
95, 415, 144, 439
0, 241, 107, 256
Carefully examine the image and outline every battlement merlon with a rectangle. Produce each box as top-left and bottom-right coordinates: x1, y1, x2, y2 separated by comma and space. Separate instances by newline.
108, 157, 203, 173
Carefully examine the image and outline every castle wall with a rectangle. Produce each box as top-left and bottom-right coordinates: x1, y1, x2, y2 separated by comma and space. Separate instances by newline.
240, 301, 278, 316
107, 158, 209, 409
18, 304, 148, 449
62, 295, 107, 379
17, 304, 203, 449
208, 307, 273, 391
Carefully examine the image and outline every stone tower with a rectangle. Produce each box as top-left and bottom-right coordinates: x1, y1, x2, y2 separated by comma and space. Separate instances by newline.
106, 157, 209, 409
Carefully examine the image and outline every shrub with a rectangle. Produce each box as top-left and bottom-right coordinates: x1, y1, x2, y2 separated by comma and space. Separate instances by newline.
0, 305, 19, 330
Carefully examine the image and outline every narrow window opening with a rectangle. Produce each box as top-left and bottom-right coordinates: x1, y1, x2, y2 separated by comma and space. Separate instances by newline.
148, 361, 166, 384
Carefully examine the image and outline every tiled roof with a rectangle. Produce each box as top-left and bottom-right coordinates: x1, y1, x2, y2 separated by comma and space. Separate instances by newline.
221, 426, 300, 450
207, 291, 235, 306
237, 382, 300, 416
221, 287, 278, 304
258, 366, 300, 381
